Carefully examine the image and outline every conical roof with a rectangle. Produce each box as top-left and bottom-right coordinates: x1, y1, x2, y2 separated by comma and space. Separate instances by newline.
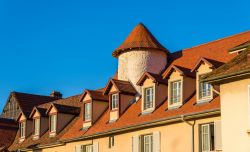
113, 23, 168, 57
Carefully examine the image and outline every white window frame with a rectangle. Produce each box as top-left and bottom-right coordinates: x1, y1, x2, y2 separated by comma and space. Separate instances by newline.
81, 144, 93, 152
50, 115, 57, 132
111, 94, 119, 110
198, 74, 212, 102
84, 103, 92, 121
34, 118, 40, 136
200, 123, 215, 152
140, 134, 153, 152
169, 80, 182, 108
20, 121, 26, 138
109, 136, 115, 148
143, 87, 154, 111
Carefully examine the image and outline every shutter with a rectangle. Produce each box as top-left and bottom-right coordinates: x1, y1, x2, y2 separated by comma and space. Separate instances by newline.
93, 142, 99, 152
215, 121, 222, 150
75, 145, 82, 152
132, 135, 139, 152
153, 131, 161, 152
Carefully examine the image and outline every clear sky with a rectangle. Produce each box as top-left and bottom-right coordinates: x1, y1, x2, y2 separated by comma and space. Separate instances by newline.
0, 0, 249, 111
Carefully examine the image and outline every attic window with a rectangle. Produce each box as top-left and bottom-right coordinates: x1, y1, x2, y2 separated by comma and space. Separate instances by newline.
34, 118, 40, 136
169, 80, 182, 107
20, 121, 26, 138
144, 87, 154, 110
111, 94, 119, 110
84, 103, 91, 121
50, 115, 57, 132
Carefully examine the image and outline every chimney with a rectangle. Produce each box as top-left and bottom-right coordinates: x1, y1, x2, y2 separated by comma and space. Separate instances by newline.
50, 91, 62, 99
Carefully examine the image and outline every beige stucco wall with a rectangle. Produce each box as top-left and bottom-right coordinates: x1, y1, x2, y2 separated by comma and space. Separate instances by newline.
220, 78, 250, 152
118, 50, 167, 93
38, 116, 220, 152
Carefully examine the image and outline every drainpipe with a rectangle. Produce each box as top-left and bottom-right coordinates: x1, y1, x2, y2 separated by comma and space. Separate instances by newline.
181, 115, 195, 152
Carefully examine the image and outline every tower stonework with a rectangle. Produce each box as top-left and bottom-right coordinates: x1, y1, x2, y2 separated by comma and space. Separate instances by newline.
113, 23, 168, 93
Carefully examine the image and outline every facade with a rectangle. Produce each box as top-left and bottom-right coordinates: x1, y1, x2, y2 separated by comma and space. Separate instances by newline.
2, 23, 250, 152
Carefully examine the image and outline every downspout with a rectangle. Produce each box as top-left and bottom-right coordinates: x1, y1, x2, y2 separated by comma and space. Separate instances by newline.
181, 115, 195, 152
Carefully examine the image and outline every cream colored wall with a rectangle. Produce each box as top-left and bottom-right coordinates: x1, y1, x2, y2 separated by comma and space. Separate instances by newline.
33, 111, 41, 118
110, 85, 118, 93
19, 113, 26, 121
49, 106, 58, 114
39, 116, 220, 152
118, 50, 167, 93
82, 93, 91, 101
220, 78, 250, 152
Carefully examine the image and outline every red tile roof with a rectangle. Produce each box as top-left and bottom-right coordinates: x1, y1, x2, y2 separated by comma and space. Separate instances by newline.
137, 72, 168, 86
113, 23, 168, 57
80, 90, 109, 102
103, 79, 137, 95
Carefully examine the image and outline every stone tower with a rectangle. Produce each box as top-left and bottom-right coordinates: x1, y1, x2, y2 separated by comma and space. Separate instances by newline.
113, 23, 169, 93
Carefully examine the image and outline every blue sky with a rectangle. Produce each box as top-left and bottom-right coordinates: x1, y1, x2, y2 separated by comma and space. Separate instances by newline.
0, 0, 249, 111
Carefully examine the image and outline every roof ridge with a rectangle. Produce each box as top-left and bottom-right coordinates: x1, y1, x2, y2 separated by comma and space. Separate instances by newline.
172, 30, 250, 53
12, 91, 55, 98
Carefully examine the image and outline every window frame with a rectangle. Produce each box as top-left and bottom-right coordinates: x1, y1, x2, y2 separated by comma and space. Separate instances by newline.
169, 80, 182, 108
200, 123, 215, 152
50, 114, 57, 133
108, 136, 115, 148
198, 74, 213, 102
20, 121, 26, 138
111, 94, 119, 110
34, 118, 40, 136
84, 102, 92, 121
81, 144, 93, 152
143, 87, 154, 111
140, 134, 153, 152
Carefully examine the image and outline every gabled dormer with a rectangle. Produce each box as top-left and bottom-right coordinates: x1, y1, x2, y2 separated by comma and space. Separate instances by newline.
104, 79, 137, 122
80, 90, 109, 129
46, 103, 80, 137
163, 65, 196, 109
137, 72, 168, 114
16, 112, 33, 143
29, 107, 48, 140
192, 57, 223, 103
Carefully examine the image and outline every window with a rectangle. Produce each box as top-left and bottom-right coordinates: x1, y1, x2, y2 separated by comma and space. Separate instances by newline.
84, 103, 91, 121
144, 87, 154, 110
140, 134, 153, 152
81, 145, 93, 152
200, 123, 215, 152
50, 115, 57, 132
20, 121, 26, 138
170, 80, 182, 105
109, 136, 115, 148
111, 94, 119, 110
199, 80, 212, 100
34, 118, 40, 136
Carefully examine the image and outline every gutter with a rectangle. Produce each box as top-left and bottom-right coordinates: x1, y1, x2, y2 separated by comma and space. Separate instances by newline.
62, 109, 220, 143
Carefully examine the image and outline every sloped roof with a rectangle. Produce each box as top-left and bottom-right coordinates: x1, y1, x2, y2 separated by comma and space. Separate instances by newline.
103, 79, 137, 95
48, 103, 80, 115
113, 23, 168, 57
191, 57, 224, 72
163, 65, 195, 79
228, 40, 250, 53
137, 72, 168, 86
0, 118, 18, 150
11, 92, 58, 117
80, 90, 109, 102
202, 49, 250, 84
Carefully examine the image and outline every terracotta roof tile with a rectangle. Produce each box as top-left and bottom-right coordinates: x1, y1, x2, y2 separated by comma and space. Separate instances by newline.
81, 90, 108, 102
113, 23, 168, 57
137, 72, 168, 86
104, 79, 137, 95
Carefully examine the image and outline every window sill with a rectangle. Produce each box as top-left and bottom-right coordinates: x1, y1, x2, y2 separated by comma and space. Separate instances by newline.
141, 109, 154, 116
49, 132, 56, 137
197, 98, 212, 104
168, 104, 182, 110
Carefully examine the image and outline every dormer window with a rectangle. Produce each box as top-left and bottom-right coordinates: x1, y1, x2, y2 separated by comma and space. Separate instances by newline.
84, 103, 91, 121
34, 118, 40, 136
170, 80, 182, 106
20, 121, 26, 138
111, 94, 119, 110
50, 114, 57, 133
144, 87, 154, 110
199, 80, 212, 100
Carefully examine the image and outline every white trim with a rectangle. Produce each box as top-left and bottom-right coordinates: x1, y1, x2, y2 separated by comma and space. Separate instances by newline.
141, 84, 156, 113
168, 80, 183, 109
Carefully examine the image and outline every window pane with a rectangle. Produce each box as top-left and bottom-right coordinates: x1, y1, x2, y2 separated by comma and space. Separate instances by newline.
170, 81, 181, 105
34, 119, 40, 135
144, 87, 154, 110
111, 94, 119, 110
50, 115, 56, 132
84, 103, 91, 121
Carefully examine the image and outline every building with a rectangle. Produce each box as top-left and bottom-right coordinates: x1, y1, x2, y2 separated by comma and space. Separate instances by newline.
4, 23, 250, 152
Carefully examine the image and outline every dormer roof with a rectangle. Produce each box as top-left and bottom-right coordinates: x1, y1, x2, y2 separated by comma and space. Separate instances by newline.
228, 40, 250, 53
112, 23, 168, 57
80, 90, 109, 102
137, 72, 168, 86
29, 107, 47, 118
46, 103, 80, 115
103, 79, 137, 95
191, 57, 224, 72
163, 65, 195, 79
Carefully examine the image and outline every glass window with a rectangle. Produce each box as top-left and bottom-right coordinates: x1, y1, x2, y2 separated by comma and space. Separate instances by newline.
20, 121, 26, 138
200, 123, 215, 152
111, 94, 119, 110
109, 136, 115, 148
34, 118, 40, 135
199, 81, 212, 100
170, 80, 182, 105
50, 115, 57, 132
84, 103, 91, 121
144, 87, 154, 110
81, 144, 93, 152
140, 134, 153, 152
